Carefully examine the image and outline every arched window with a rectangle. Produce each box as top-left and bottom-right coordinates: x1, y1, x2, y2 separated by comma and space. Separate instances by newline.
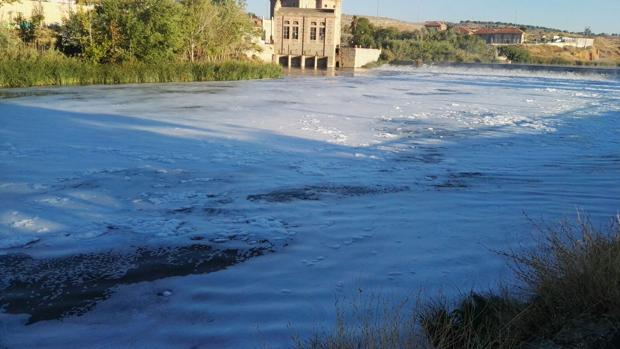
319, 22, 326, 40
310, 21, 318, 40
292, 21, 300, 40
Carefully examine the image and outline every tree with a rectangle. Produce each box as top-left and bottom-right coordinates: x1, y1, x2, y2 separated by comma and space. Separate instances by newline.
584, 26, 593, 37
81, 0, 184, 63
56, 9, 92, 57
349, 16, 376, 48
180, 0, 255, 62
15, 3, 45, 45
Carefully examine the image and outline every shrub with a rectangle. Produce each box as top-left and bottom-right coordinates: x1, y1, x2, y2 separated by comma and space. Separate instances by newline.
422, 215, 620, 348
497, 45, 532, 63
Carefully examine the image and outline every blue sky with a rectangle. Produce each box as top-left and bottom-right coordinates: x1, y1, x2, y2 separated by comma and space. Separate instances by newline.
246, 0, 620, 34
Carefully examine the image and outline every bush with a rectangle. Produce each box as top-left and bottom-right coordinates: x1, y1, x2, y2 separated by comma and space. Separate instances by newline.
497, 45, 532, 63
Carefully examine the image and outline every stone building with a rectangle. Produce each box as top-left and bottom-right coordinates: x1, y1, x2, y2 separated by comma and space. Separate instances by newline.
270, 0, 342, 68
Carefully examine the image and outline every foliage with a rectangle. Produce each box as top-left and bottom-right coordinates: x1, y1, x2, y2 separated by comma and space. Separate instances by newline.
0, 23, 19, 50
497, 45, 532, 63
349, 16, 376, 48
84, 0, 184, 63
56, 9, 92, 57
180, 0, 256, 62
346, 18, 495, 64
14, 3, 45, 44
55, 0, 255, 64
0, 50, 281, 88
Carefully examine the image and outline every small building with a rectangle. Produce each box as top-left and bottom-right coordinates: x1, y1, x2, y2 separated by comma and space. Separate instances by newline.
424, 21, 447, 32
473, 28, 525, 45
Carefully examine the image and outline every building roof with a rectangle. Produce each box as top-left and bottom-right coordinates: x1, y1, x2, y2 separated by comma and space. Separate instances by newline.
473, 28, 524, 35
277, 7, 336, 15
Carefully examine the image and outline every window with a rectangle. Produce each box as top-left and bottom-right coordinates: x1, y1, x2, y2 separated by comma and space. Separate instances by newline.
319, 27, 326, 40
291, 21, 299, 40
310, 27, 317, 41
283, 26, 290, 39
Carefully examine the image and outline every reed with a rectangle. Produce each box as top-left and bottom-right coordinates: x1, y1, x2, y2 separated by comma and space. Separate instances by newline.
0, 51, 282, 88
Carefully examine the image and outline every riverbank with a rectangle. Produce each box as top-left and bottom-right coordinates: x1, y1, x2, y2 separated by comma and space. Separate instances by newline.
0, 55, 282, 88
297, 216, 620, 349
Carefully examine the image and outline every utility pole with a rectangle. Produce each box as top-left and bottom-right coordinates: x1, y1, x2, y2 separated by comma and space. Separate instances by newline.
376, 0, 380, 17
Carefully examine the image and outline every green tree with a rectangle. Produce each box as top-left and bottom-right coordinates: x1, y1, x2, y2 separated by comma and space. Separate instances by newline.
349, 16, 376, 48
86, 0, 184, 63
180, 0, 255, 62
15, 3, 45, 45
56, 10, 92, 57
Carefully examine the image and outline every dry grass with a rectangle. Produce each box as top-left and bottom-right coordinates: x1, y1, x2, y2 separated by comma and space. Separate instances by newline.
299, 215, 620, 349
293, 294, 425, 349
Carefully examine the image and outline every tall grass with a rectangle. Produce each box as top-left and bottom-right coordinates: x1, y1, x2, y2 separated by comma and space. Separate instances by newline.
298, 215, 620, 349
0, 50, 282, 88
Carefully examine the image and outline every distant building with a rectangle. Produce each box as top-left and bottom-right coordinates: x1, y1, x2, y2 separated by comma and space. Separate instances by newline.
473, 28, 525, 45
548, 36, 595, 48
0, 0, 77, 25
424, 21, 447, 32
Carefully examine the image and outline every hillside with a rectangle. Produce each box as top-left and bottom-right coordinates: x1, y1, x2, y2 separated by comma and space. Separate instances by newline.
342, 14, 424, 32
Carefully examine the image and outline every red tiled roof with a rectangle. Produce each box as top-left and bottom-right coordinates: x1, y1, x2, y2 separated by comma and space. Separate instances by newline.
473, 27, 524, 35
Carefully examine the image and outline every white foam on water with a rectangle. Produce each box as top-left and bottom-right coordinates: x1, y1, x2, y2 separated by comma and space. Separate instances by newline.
1, 66, 619, 348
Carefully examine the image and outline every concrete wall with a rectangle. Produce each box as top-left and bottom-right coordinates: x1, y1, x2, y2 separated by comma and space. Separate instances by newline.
339, 47, 381, 68
548, 38, 595, 49
0, 0, 77, 25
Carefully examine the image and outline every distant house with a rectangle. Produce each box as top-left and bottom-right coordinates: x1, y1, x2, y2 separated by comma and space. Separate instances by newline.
424, 21, 447, 32
454, 27, 474, 35
0, 0, 78, 25
473, 28, 525, 45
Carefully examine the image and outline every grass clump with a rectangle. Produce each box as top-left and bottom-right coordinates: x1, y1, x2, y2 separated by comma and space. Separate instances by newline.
299, 215, 620, 348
